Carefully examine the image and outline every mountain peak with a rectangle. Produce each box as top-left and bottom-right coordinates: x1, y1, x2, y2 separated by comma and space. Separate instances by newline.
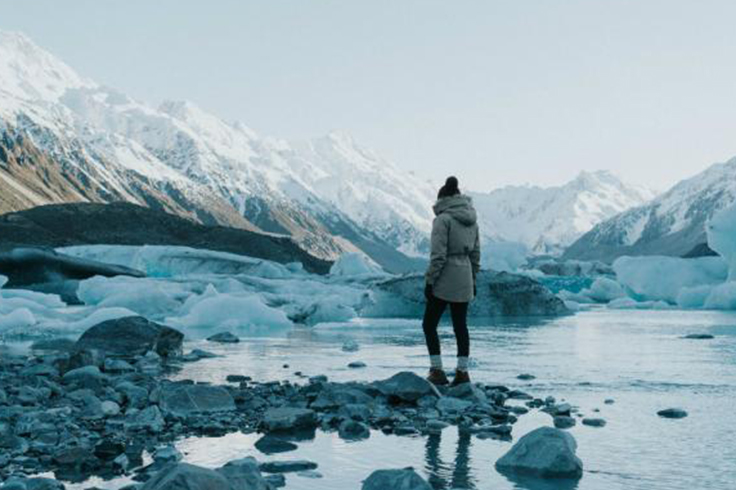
0, 29, 94, 102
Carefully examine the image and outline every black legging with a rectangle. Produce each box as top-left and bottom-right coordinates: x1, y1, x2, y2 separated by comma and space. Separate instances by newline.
422, 295, 469, 357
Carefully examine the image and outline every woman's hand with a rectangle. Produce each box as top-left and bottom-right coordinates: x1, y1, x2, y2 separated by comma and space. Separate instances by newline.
425, 283, 433, 300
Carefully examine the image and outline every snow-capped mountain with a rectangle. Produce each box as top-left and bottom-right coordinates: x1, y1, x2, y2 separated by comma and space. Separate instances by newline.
564, 159, 736, 262
0, 30, 435, 271
469, 171, 656, 255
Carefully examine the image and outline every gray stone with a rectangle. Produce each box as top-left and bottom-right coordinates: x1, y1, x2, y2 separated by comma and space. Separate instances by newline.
153, 445, 183, 465
495, 427, 583, 479
216, 457, 270, 490
339, 420, 370, 440
682, 333, 714, 340
582, 418, 606, 428
338, 403, 371, 422
436, 397, 472, 414
259, 460, 318, 474
140, 462, 232, 490
101, 400, 121, 417
62, 365, 107, 389
254, 435, 298, 455
658, 408, 688, 419
116, 381, 149, 409
207, 332, 240, 344
263, 407, 318, 432
446, 383, 487, 404
348, 361, 367, 369
75, 316, 184, 358
553, 416, 576, 429
374, 372, 439, 402
126, 406, 165, 433
104, 358, 135, 373
362, 468, 432, 490
160, 384, 236, 416
517, 373, 536, 381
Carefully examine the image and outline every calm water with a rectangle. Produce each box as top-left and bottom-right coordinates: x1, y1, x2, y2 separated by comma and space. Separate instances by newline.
79, 309, 736, 489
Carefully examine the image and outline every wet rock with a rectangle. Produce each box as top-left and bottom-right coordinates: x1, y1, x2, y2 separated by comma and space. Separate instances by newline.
436, 397, 472, 415
342, 340, 360, 352
495, 427, 583, 479
264, 475, 286, 488
75, 316, 184, 358
374, 371, 439, 402
362, 468, 432, 490
259, 460, 318, 474
682, 334, 714, 340
126, 406, 165, 433
104, 358, 135, 374
348, 361, 367, 369
517, 373, 536, 381
226, 374, 250, 383
160, 384, 236, 416
180, 349, 219, 362
339, 420, 370, 440
116, 381, 149, 409
216, 457, 270, 490
311, 386, 372, 410
446, 383, 487, 404
553, 416, 576, 429
94, 439, 126, 461
207, 332, 240, 344
263, 407, 318, 432
153, 445, 183, 465
62, 365, 107, 390
582, 418, 606, 427
139, 462, 231, 490
507, 390, 533, 400
658, 408, 688, 419
101, 400, 121, 417
338, 403, 372, 422
604, 398, 615, 405
254, 435, 298, 455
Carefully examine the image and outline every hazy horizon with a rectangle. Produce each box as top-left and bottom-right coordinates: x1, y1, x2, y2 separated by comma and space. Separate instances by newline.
2, 0, 736, 192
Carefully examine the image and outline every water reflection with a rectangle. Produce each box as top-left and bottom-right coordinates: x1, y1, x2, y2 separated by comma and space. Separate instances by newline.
424, 430, 476, 489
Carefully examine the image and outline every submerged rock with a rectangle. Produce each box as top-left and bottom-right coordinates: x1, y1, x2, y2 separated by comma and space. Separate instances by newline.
207, 332, 240, 343
362, 468, 432, 490
259, 460, 318, 474
657, 408, 688, 419
75, 316, 184, 358
254, 435, 298, 455
495, 427, 583, 479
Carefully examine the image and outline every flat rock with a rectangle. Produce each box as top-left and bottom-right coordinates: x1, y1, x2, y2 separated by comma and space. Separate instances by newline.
582, 418, 606, 427
207, 332, 240, 343
362, 468, 432, 490
495, 427, 583, 479
75, 316, 184, 358
348, 361, 367, 369
682, 334, 714, 340
263, 407, 318, 432
139, 462, 231, 490
657, 408, 688, 419
259, 460, 318, 474
160, 384, 236, 416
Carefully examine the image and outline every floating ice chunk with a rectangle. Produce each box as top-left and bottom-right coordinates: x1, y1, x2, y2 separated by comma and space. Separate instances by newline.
330, 253, 384, 277
0, 275, 7, 289
676, 285, 713, 309
0, 308, 36, 332
608, 297, 672, 310
704, 282, 736, 310
77, 276, 191, 319
584, 277, 627, 302
481, 241, 528, 272
613, 256, 728, 303
166, 291, 292, 336
707, 202, 736, 280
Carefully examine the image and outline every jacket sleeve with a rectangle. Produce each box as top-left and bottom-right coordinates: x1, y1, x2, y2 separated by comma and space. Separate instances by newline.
425, 216, 449, 285
469, 226, 481, 279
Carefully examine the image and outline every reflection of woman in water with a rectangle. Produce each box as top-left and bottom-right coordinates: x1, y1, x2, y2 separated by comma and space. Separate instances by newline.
424, 429, 475, 490
423, 176, 481, 387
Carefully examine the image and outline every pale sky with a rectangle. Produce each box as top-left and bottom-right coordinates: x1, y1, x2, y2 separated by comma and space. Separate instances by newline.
2, 0, 736, 192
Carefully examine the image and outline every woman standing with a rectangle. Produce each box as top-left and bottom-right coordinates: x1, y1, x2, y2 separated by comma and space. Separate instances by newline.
423, 176, 481, 386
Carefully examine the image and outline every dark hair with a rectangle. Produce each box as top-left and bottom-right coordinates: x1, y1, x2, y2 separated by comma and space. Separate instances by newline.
438, 176, 460, 199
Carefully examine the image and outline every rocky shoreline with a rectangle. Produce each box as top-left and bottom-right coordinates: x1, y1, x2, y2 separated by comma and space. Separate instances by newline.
0, 316, 587, 490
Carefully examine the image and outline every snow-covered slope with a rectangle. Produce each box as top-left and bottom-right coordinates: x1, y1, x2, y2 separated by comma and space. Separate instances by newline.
564, 159, 736, 262
0, 30, 434, 271
470, 171, 655, 256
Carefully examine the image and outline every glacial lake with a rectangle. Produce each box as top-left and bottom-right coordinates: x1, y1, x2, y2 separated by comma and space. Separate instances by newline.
70, 309, 736, 489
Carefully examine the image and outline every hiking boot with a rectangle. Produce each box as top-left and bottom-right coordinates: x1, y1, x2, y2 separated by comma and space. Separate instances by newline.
427, 368, 449, 386
451, 370, 471, 387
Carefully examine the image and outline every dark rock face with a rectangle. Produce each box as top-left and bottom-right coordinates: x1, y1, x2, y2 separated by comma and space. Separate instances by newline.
75, 316, 184, 358
495, 427, 583, 479
0, 202, 332, 274
362, 468, 432, 490
0, 247, 144, 288
373, 271, 569, 318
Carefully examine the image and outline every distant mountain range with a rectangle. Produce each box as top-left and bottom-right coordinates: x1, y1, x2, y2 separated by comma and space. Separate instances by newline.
564, 158, 736, 262
8, 30, 729, 269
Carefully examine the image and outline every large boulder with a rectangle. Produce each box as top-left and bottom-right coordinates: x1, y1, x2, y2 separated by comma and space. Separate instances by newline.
362, 468, 432, 490
374, 372, 439, 403
263, 407, 318, 432
75, 316, 184, 358
495, 427, 583, 479
140, 463, 232, 490
160, 384, 236, 416
371, 270, 569, 318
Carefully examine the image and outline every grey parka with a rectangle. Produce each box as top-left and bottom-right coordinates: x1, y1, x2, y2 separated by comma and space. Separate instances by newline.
425, 194, 481, 303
